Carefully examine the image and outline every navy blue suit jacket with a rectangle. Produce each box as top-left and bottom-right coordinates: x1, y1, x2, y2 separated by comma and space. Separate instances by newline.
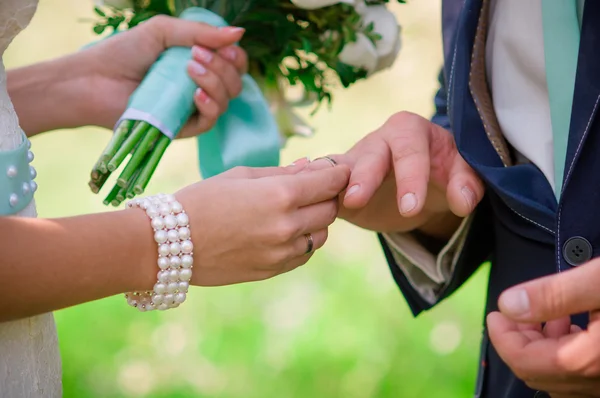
381, 1, 600, 397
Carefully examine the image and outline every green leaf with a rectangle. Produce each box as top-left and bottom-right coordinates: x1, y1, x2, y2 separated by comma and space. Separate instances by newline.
94, 7, 106, 17
93, 24, 106, 35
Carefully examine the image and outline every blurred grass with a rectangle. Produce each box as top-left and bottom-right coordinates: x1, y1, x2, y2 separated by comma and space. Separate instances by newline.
6, 0, 489, 397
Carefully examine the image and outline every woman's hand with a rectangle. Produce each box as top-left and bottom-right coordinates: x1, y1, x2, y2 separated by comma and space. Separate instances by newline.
8, 15, 248, 137
172, 162, 350, 286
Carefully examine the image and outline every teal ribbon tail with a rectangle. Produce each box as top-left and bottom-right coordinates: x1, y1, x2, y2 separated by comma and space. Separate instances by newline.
100, 7, 281, 179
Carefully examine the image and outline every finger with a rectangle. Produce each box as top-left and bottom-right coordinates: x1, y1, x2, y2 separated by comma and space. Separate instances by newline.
289, 228, 328, 258
223, 164, 306, 179
192, 88, 221, 132
188, 60, 229, 112
498, 258, 600, 322
278, 253, 314, 275
291, 199, 338, 235
279, 166, 351, 207
143, 16, 244, 49
570, 324, 583, 334
217, 46, 249, 75
543, 317, 572, 339
445, 148, 484, 217
192, 46, 243, 98
383, 113, 432, 217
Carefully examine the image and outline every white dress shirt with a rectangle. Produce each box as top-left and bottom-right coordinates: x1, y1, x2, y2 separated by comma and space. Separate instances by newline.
385, 0, 560, 303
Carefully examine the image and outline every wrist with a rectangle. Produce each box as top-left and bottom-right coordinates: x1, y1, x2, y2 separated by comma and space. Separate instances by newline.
119, 207, 158, 292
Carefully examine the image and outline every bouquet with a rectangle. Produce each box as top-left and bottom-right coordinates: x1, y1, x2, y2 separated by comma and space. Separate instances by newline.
90, 0, 403, 206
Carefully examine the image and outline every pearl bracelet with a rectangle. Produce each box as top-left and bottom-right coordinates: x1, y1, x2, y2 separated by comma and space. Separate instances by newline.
125, 193, 193, 312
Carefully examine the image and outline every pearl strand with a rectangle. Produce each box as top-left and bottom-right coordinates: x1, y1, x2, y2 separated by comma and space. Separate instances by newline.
125, 193, 193, 312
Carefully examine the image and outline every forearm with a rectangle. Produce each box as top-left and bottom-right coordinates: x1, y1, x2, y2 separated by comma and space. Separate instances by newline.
7, 54, 93, 136
0, 208, 156, 322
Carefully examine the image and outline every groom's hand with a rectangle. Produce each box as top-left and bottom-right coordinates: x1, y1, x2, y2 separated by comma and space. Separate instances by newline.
487, 258, 600, 397
78, 15, 248, 136
313, 111, 484, 238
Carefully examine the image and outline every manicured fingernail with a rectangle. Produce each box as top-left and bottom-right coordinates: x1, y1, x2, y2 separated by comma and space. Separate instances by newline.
220, 26, 245, 34
461, 186, 476, 209
189, 60, 207, 75
192, 46, 213, 63
499, 289, 530, 318
223, 47, 237, 61
345, 185, 360, 199
400, 193, 417, 214
290, 157, 310, 166
195, 88, 210, 104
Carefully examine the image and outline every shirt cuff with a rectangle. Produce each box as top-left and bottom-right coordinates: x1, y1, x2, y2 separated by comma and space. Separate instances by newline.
381, 215, 473, 304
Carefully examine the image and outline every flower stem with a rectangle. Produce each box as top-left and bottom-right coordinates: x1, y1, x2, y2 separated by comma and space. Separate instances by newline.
133, 134, 171, 195
116, 127, 160, 188
107, 121, 150, 172
98, 120, 135, 169
103, 183, 122, 206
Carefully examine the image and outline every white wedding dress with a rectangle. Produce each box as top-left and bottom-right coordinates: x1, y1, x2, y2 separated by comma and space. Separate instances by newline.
0, 0, 62, 396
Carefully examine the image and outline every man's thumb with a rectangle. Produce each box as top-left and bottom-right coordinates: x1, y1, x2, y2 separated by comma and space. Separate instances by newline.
498, 258, 600, 322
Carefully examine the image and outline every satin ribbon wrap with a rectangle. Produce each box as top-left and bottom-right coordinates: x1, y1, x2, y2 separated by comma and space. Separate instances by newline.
117, 7, 281, 178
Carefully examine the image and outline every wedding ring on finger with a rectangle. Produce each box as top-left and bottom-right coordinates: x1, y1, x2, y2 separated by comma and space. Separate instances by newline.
304, 233, 314, 254
314, 156, 338, 167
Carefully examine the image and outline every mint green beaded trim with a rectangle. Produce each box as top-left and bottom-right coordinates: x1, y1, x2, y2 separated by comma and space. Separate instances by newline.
0, 131, 37, 215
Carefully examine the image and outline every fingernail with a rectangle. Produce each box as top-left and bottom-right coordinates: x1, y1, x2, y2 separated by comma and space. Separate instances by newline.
400, 193, 417, 214
223, 47, 237, 61
499, 289, 530, 318
189, 60, 207, 75
221, 26, 245, 34
345, 185, 360, 199
195, 88, 210, 104
290, 157, 310, 166
461, 186, 476, 209
192, 46, 213, 63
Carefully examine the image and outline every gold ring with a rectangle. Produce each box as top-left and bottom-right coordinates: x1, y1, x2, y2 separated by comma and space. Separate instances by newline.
314, 156, 337, 167
304, 233, 314, 254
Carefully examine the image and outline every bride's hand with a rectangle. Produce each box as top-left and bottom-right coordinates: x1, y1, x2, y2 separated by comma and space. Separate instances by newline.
168, 162, 350, 286
79, 15, 248, 137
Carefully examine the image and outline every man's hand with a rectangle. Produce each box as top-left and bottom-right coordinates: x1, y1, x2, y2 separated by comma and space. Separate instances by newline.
313, 111, 484, 239
488, 259, 600, 397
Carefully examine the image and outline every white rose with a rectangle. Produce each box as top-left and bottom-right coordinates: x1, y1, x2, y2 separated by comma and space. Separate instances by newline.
338, 33, 378, 74
360, 5, 401, 71
290, 0, 357, 10
94, 0, 133, 9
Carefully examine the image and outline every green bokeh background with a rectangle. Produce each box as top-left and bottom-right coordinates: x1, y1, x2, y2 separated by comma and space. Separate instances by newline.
6, 1, 490, 396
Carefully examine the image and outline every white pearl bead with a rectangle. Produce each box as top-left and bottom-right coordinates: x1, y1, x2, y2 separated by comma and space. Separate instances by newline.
22, 182, 30, 195
140, 200, 151, 210
170, 256, 182, 268
169, 269, 179, 282
170, 201, 183, 214
146, 208, 160, 219
9, 193, 18, 207
181, 255, 193, 269
27, 139, 31, 149
159, 203, 171, 216
158, 303, 169, 311
154, 283, 167, 295
178, 281, 189, 293
145, 303, 155, 311
164, 293, 174, 304
154, 230, 168, 244
163, 194, 176, 203
30, 166, 36, 179
167, 282, 178, 293
152, 294, 164, 304
164, 215, 178, 229
178, 227, 191, 241
170, 302, 180, 309
157, 257, 170, 270
179, 268, 192, 281
176, 213, 190, 227
181, 240, 194, 254
167, 229, 179, 242
6, 165, 17, 178
169, 242, 182, 255
138, 305, 147, 312
175, 292, 186, 304
158, 244, 170, 257
151, 217, 165, 230
30, 181, 37, 193
158, 270, 170, 283
27, 151, 34, 162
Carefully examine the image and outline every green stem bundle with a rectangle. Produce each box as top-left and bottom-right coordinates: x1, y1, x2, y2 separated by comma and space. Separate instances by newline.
89, 120, 172, 206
